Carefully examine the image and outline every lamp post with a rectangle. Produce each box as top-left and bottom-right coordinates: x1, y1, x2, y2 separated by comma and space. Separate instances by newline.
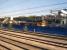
33, 16, 36, 32
24, 24, 28, 31
8, 17, 13, 30
0, 22, 3, 29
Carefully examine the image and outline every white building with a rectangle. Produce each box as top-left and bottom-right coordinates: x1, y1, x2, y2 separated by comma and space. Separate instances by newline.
51, 9, 67, 25
61, 9, 67, 25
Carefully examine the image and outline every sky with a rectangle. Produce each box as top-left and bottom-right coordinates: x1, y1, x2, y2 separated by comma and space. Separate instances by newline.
0, 0, 67, 17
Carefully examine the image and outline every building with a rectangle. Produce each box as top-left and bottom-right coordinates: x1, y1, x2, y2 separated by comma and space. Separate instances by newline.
50, 9, 67, 26
60, 9, 67, 25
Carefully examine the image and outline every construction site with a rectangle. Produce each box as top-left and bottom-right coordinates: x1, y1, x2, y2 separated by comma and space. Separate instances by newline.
0, 0, 67, 50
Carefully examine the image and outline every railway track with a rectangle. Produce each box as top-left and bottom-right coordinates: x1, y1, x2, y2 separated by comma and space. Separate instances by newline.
0, 29, 67, 50
15, 31, 67, 40
0, 30, 67, 44
0, 44, 11, 50
0, 36, 43, 50
2, 29, 67, 40
0, 32, 67, 48
0, 40, 25, 50
0, 30, 48, 50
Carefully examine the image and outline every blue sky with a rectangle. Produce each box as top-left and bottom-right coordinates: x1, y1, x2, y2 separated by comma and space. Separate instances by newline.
0, 0, 67, 17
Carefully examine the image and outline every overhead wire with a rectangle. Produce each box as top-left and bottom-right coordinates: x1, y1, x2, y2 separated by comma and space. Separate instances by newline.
0, 0, 30, 10
0, 1, 67, 16
2, 7, 67, 16
2, 1, 67, 12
